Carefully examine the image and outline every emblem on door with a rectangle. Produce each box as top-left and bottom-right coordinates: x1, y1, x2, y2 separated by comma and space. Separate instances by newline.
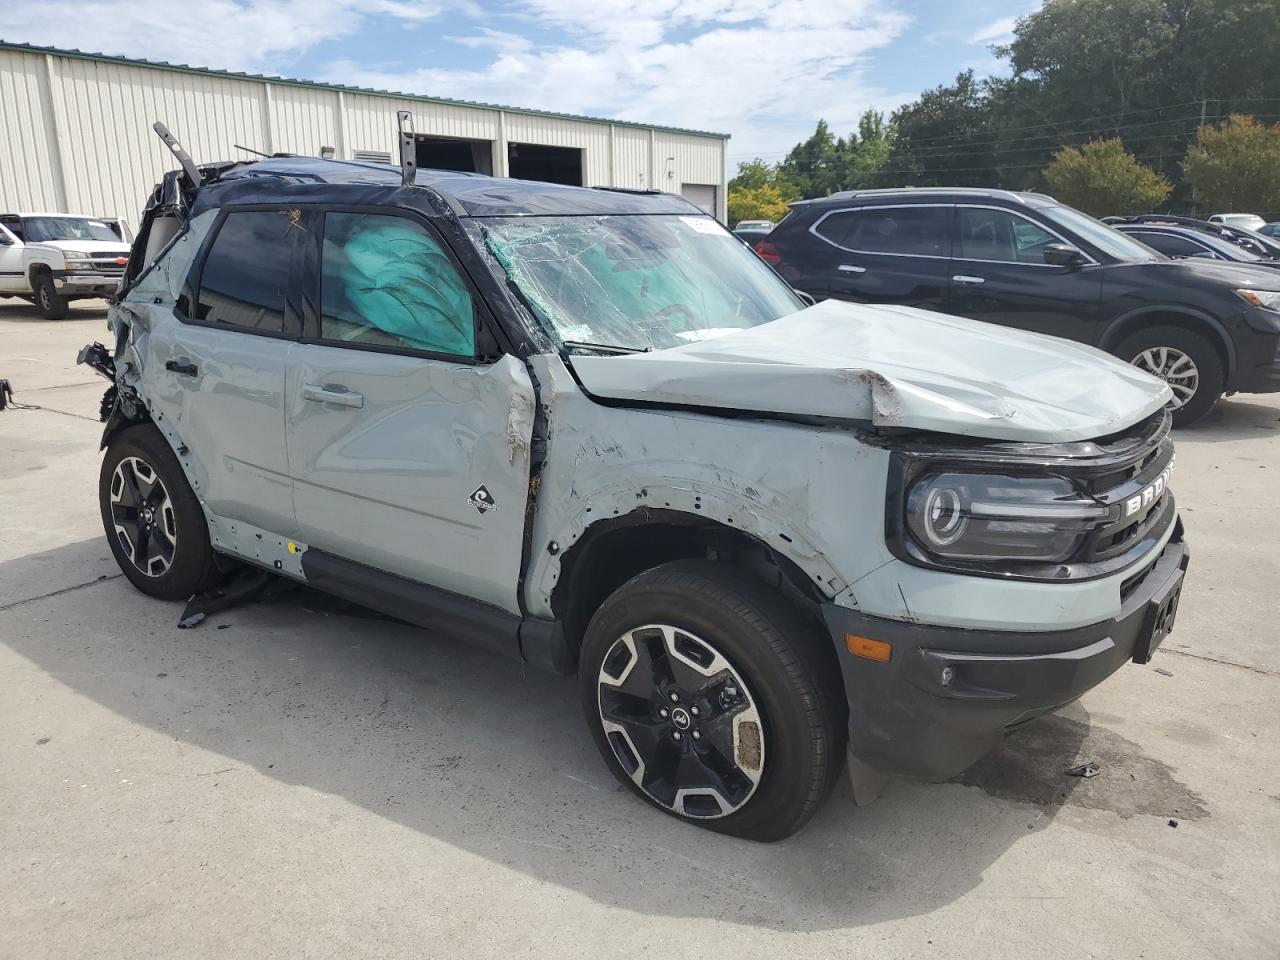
468, 484, 497, 515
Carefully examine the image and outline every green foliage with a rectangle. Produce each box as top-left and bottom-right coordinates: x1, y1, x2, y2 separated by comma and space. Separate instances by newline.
1043, 139, 1172, 215
766, 0, 1280, 204
887, 71, 1001, 188
727, 183, 793, 227
1182, 116, 1280, 213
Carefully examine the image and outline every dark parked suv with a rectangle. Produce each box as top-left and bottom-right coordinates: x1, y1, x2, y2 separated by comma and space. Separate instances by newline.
758, 188, 1280, 424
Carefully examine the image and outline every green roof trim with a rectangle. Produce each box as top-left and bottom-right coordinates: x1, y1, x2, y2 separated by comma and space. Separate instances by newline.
0, 39, 731, 140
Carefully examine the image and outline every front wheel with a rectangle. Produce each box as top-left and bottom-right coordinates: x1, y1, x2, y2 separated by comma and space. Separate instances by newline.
1116, 326, 1224, 427
33, 273, 69, 320
579, 560, 846, 842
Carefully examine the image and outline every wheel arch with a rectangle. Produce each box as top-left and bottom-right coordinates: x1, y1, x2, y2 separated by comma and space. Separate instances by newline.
1099, 306, 1235, 379
548, 509, 831, 670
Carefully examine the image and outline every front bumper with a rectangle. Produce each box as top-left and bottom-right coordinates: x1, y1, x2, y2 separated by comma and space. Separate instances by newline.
52, 270, 122, 295
821, 529, 1189, 782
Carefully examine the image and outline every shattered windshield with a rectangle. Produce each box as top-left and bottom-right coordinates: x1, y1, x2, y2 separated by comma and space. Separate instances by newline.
22, 217, 122, 243
477, 214, 803, 352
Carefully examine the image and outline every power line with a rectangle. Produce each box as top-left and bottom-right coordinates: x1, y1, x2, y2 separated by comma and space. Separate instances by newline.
730, 113, 1280, 167
728, 98, 1280, 160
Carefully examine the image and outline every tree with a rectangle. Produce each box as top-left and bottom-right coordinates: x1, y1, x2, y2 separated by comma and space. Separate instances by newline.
1043, 139, 1172, 215
778, 120, 845, 199
841, 110, 895, 189
1182, 115, 1280, 213
727, 183, 792, 226
886, 71, 1000, 187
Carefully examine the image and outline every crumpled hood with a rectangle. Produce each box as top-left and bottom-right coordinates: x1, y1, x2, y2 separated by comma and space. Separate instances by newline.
570, 300, 1172, 442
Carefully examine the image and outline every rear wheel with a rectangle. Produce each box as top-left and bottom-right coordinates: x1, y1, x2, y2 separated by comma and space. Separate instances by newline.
33, 273, 69, 320
99, 424, 219, 600
579, 560, 846, 842
1116, 326, 1224, 427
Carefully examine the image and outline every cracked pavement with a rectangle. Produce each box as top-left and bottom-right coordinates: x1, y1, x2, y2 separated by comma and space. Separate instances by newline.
1, 300, 1278, 959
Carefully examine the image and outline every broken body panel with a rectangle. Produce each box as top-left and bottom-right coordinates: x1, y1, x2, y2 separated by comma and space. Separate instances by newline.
90, 151, 1186, 800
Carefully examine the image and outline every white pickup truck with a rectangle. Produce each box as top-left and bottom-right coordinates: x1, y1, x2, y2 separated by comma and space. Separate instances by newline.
0, 212, 132, 318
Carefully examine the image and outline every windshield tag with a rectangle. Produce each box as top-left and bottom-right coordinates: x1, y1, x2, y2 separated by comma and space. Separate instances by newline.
679, 216, 727, 236
88, 220, 108, 227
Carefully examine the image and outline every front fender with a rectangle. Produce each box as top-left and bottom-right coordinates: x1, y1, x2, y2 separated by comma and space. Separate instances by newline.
521, 354, 895, 619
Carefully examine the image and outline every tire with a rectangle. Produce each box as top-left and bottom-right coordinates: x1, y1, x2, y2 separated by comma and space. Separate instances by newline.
33, 273, 69, 320
579, 560, 847, 842
99, 423, 219, 601
1115, 325, 1224, 428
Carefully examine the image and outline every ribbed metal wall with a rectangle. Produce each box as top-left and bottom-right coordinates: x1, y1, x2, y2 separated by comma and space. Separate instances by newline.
0, 46, 728, 226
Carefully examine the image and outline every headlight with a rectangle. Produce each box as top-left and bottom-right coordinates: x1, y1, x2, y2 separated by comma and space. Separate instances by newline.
1236, 289, 1280, 312
904, 472, 1109, 564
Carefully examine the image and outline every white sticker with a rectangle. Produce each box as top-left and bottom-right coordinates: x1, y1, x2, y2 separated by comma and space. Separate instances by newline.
679, 216, 728, 236
88, 220, 108, 227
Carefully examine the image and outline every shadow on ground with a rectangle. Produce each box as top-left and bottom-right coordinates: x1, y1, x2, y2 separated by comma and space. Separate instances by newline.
1, 539, 1205, 930
1174, 395, 1280, 444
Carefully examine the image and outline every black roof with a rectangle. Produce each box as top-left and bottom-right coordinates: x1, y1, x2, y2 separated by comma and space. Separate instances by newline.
196, 156, 702, 218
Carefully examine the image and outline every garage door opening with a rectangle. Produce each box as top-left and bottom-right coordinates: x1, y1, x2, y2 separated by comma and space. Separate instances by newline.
508, 143, 583, 186
415, 136, 493, 176
681, 183, 718, 216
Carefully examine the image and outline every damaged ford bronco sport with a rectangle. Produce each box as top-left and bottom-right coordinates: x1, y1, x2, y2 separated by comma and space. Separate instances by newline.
82, 130, 1188, 841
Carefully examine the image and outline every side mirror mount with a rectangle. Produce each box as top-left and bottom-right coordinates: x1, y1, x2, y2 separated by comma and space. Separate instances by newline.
1043, 243, 1088, 268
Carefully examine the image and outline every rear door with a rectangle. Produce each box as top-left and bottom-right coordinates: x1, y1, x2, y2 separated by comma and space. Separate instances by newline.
802, 204, 951, 310
285, 208, 535, 616
945, 204, 1103, 341
143, 208, 301, 534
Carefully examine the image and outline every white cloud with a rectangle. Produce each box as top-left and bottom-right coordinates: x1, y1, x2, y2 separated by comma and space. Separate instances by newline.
330, 0, 911, 159
1, 0, 452, 72
2, 0, 912, 159
969, 15, 1017, 45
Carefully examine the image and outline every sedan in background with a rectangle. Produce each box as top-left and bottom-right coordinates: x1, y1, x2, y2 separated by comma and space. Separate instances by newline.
1209, 213, 1267, 231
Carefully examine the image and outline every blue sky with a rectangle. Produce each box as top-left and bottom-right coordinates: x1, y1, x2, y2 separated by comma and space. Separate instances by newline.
5, 0, 1035, 163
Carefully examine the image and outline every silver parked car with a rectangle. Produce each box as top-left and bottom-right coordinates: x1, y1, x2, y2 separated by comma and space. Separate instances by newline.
83, 153, 1187, 841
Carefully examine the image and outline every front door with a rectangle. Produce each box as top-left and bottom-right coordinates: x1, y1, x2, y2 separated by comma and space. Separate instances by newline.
285, 209, 535, 615
0, 218, 26, 292
144, 208, 301, 535
804, 203, 952, 310
945, 205, 1102, 341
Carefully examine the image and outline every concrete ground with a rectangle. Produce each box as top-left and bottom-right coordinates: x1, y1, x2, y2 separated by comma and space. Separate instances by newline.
1, 298, 1277, 960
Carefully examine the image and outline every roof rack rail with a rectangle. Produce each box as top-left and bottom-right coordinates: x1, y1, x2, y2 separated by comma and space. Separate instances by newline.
810, 187, 1056, 205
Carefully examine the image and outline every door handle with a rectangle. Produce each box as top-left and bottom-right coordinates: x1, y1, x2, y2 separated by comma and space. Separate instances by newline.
164, 358, 198, 376
838, 264, 867, 273
952, 275, 985, 284
302, 383, 364, 409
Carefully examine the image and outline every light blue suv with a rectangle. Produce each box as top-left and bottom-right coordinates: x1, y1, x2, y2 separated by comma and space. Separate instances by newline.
84, 156, 1187, 841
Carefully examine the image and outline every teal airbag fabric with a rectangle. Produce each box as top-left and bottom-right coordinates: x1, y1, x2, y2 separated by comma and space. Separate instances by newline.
323, 214, 474, 355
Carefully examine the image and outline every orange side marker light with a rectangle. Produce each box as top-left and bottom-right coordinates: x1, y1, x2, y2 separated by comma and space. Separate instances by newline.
847, 634, 892, 663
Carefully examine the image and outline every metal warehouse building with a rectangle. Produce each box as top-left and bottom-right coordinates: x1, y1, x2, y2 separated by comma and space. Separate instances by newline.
0, 41, 729, 229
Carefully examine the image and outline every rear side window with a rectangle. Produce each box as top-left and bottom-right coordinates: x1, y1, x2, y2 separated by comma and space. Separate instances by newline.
814, 207, 948, 256
319, 212, 475, 358
957, 207, 1057, 264
195, 211, 294, 333
1132, 232, 1208, 259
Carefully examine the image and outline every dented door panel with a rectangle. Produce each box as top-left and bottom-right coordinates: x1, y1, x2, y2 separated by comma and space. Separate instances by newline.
141, 320, 295, 532
285, 347, 535, 614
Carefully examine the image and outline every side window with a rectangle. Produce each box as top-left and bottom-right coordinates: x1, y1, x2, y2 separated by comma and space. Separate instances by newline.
319, 212, 475, 358
815, 207, 948, 256
1, 217, 25, 241
958, 208, 1057, 264
1133, 232, 1207, 259
195, 211, 295, 333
